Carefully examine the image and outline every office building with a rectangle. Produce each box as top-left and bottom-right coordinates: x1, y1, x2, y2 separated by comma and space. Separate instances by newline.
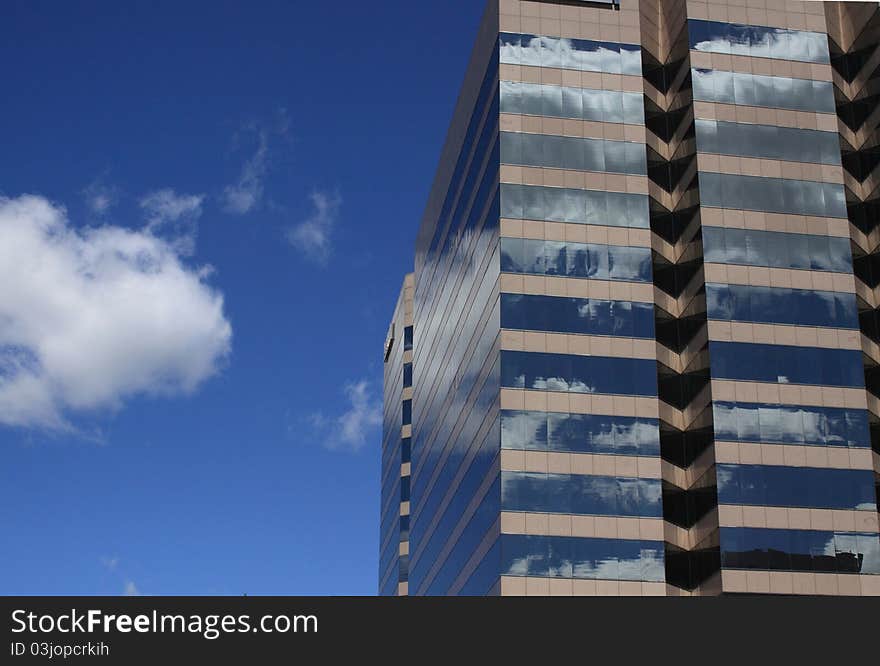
380, 275, 414, 596
381, 0, 880, 596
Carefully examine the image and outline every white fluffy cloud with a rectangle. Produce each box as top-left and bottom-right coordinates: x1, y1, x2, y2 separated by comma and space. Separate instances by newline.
286, 191, 341, 264
0, 195, 232, 430
139, 188, 205, 256
310, 379, 381, 452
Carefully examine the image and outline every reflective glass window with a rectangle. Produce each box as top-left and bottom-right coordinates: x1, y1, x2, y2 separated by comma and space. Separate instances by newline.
702, 227, 852, 271
500, 81, 645, 124
501, 184, 649, 228
500, 34, 642, 76
501, 409, 661, 456
501, 534, 666, 581
501, 293, 655, 338
500, 237, 652, 282
700, 172, 847, 218
717, 464, 877, 510
695, 119, 840, 165
709, 342, 864, 387
689, 20, 830, 64
501, 131, 647, 175
501, 351, 658, 396
692, 69, 836, 113
705, 284, 859, 329
501, 472, 663, 518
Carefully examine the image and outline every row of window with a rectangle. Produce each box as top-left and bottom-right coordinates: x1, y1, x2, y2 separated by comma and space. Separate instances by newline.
501, 293, 655, 338
500, 183, 650, 228
712, 402, 870, 449
692, 69, 836, 114
689, 20, 830, 64
700, 172, 848, 218
720, 528, 880, 574
500, 238, 653, 282
501, 410, 661, 457
501, 534, 665, 581
705, 284, 859, 330
500, 131, 648, 175
709, 342, 865, 388
502, 471, 663, 518
694, 119, 841, 165
702, 226, 852, 272
501, 351, 658, 397
500, 81, 645, 124
499, 33, 642, 76
717, 464, 877, 511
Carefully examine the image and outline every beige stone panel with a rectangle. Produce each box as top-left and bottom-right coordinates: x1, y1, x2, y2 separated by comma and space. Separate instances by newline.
711, 381, 865, 408
500, 575, 526, 596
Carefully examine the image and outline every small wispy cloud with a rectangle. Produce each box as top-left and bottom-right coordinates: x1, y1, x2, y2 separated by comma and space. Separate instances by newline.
139, 188, 205, 255
308, 379, 381, 452
221, 111, 289, 215
83, 178, 119, 216
286, 191, 341, 265
99, 557, 143, 597
222, 132, 268, 215
100, 556, 119, 572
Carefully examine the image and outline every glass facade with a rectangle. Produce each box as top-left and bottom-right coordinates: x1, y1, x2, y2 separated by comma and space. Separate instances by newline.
501, 351, 658, 396
501, 293, 655, 338
699, 173, 848, 218
720, 528, 880, 574
384, 0, 880, 597
706, 284, 859, 329
500, 131, 647, 174
501, 238, 652, 281
689, 20, 830, 63
501, 410, 661, 456
694, 119, 841, 165
712, 402, 870, 449
702, 227, 852, 272
500, 184, 650, 227
502, 472, 663, 517
501, 534, 665, 581
717, 464, 877, 510
708, 342, 864, 387
499, 33, 642, 75
501, 81, 645, 124
692, 69, 836, 113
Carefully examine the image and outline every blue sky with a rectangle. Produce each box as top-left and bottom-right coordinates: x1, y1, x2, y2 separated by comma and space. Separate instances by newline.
0, 0, 484, 596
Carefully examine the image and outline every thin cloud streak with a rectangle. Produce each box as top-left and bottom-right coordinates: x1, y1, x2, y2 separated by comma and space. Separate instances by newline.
286, 191, 341, 265
139, 188, 205, 256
